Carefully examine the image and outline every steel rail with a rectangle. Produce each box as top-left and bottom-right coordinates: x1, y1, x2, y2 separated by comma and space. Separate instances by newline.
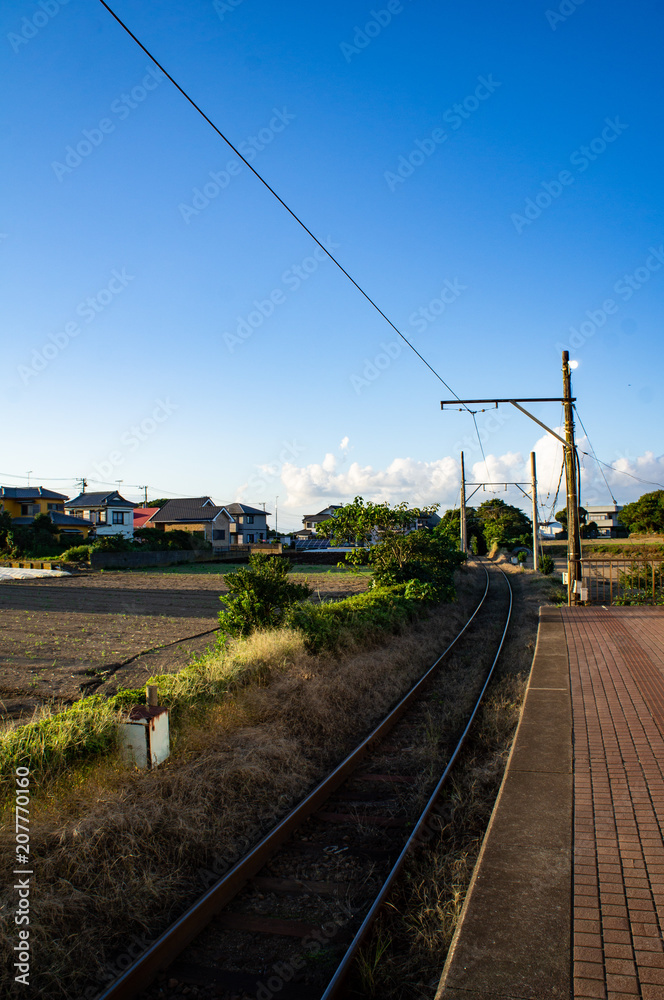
320, 563, 513, 999
98, 564, 491, 1000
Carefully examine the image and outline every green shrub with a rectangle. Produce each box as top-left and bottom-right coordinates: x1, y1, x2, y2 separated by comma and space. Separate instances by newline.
517, 550, 528, 564
218, 554, 312, 637
538, 554, 555, 575
285, 585, 426, 653
60, 544, 92, 563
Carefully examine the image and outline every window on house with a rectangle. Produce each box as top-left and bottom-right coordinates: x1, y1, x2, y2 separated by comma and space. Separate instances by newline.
112, 511, 125, 525
213, 529, 226, 541
246, 515, 254, 524
247, 534, 255, 543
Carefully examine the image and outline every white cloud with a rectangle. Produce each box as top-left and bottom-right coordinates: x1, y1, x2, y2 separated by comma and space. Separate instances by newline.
339, 436, 349, 450
279, 435, 664, 517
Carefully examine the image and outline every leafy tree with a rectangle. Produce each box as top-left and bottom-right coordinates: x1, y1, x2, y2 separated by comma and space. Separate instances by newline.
147, 498, 169, 508
438, 507, 487, 554
618, 491, 664, 534
554, 506, 588, 528
316, 496, 438, 548
476, 498, 532, 549
218, 554, 312, 637
317, 497, 461, 600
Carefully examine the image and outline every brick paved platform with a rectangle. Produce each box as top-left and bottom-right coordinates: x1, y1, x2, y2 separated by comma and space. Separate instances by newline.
566, 607, 664, 1000
437, 605, 664, 1000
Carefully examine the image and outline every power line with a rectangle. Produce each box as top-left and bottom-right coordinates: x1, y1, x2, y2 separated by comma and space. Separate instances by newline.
95, 0, 489, 469
573, 407, 617, 504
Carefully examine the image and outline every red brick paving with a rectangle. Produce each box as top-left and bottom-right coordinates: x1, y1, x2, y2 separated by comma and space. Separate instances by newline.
563, 607, 664, 1000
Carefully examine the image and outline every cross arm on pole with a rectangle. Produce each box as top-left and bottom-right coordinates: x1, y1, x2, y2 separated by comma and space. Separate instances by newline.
440, 398, 571, 448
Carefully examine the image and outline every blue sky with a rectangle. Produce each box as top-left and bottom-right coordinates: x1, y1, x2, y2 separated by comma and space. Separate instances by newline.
2, 0, 663, 529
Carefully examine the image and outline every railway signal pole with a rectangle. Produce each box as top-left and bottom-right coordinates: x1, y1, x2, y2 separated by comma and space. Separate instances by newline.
441, 351, 582, 606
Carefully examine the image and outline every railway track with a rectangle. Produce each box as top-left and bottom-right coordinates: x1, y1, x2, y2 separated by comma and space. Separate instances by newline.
99, 561, 513, 1000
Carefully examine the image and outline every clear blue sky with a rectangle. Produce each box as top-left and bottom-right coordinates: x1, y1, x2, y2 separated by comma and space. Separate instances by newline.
2, 0, 663, 529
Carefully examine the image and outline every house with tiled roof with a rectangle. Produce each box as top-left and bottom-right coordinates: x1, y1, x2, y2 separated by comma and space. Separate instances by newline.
147, 498, 234, 550
223, 503, 271, 546
65, 491, 136, 539
0, 486, 94, 539
132, 507, 161, 530
148, 499, 271, 550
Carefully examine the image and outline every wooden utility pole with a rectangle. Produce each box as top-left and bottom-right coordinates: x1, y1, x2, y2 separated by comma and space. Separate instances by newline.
530, 451, 539, 571
460, 451, 467, 554
562, 351, 582, 605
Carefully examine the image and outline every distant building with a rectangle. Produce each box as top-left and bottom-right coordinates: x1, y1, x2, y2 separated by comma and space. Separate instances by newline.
132, 507, 161, 530
295, 505, 342, 542
147, 498, 271, 551
147, 497, 233, 550
585, 504, 624, 537
65, 491, 136, 539
0, 486, 94, 539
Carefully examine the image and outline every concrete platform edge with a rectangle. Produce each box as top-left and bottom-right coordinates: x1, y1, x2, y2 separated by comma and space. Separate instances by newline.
435, 606, 572, 1000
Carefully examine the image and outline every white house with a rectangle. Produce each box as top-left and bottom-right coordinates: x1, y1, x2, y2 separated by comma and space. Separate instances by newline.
586, 504, 624, 537
65, 491, 135, 539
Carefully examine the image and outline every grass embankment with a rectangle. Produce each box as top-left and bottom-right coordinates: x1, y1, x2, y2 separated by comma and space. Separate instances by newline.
0, 583, 427, 798
0, 568, 483, 1000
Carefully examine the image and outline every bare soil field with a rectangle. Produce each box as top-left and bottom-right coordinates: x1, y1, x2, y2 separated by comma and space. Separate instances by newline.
0, 567, 369, 723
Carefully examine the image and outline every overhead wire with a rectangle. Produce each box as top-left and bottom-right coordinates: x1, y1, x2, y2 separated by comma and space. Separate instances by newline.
574, 407, 617, 504
95, 0, 491, 475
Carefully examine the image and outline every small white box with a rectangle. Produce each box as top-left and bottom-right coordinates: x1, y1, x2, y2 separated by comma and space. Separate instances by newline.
562, 572, 568, 585
120, 705, 170, 768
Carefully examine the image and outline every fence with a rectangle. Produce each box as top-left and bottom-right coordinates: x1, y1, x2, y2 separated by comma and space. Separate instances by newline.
580, 557, 664, 605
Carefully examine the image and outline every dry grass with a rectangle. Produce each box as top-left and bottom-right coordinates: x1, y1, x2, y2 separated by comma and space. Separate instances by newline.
0, 570, 485, 999
351, 561, 554, 999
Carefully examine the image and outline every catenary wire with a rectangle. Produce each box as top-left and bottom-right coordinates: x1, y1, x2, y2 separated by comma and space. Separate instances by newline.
95, 0, 491, 473
574, 406, 618, 503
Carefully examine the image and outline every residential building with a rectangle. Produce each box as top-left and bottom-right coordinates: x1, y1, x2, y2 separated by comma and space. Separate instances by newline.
0, 486, 94, 539
223, 503, 270, 545
147, 498, 234, 550
132, 507, 161, 530
65, 491, 136, 538
295, 505, 342, 541
585, 504, 624, 537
